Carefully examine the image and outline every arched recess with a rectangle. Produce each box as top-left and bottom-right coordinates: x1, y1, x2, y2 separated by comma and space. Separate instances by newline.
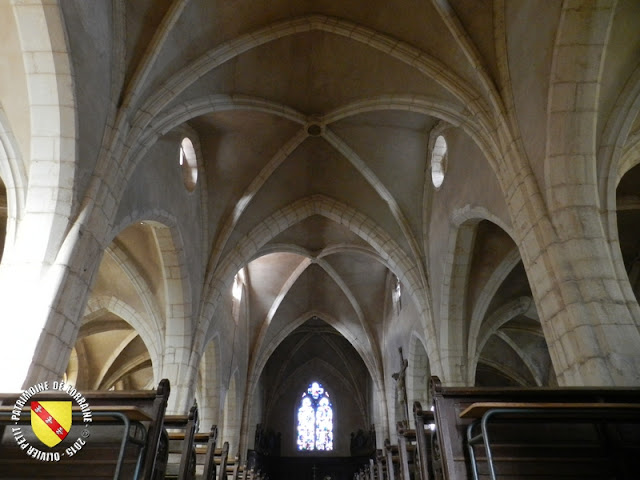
406, 333, 431, 409
475, 360, 533, 387
108, 214, 194, 411
198, 195, 436, 378
201, 214, 415, 454
239, 306, 387, 458
66, 341, 86, 387
243, 249, 382, 385
441, 211, 552, 387
616, 162, 640, 303
598, 61, 640, 322
472, 297, 534, 373
439, 220, 477, 384
12, 0, 76, 261
196, 335, 221, 434
67, 295, 161, 390
0, 177, 6, 264
0, 107, 26, 260
58, 217, 176, 394
600, 62, 640, 230
441, 208, 516, 380
250, 309, 381, 413
259, 325, 370, 458
471, 296, 549, 387
69, 316, 154, 391
466, 247, 522, 374
265, 340, 367, 430
471, 281, 553, 387
82, 296, 163, 382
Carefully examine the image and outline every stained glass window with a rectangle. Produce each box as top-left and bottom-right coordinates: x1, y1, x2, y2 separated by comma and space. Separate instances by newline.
296, 381, 333, 451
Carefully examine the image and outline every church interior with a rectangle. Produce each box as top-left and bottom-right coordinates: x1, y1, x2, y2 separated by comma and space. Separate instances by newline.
1, 0, 640, 479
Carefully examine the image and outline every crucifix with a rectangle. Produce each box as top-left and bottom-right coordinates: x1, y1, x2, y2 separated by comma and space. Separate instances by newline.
392, 347, 409, 427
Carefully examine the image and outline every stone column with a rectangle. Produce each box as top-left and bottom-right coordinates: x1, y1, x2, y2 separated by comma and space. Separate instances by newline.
514, 0, 640, 386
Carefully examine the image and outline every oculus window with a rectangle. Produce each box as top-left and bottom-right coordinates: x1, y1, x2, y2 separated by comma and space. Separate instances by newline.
296, 381, 333, 451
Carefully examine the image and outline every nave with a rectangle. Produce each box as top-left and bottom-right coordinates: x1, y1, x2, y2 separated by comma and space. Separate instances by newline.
1, 1, 640, 479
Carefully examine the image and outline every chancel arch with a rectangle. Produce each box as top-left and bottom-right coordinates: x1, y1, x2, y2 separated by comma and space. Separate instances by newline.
259, 318, 372, 457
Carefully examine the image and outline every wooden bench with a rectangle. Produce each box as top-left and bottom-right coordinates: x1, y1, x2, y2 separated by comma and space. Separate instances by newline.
196, 424, 219, 480
212, 441, 230, 480
223, 452, 242, 480
375, 448, 387, 480
461, 401, 640, 480
396, 422, 417, 480
429, 375, 640, 480
354, 461, 375, 480
383, 438, 399, 480
412, 401, 436, 480
162, 402, 199, 480
0, 379, 170, 480
355, 457, 377, 480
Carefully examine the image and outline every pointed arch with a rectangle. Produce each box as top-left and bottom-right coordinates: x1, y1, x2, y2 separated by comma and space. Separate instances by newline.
109, 212, 195, 411
469, 296, 535, 384
84, 295, 163, 384
198, 195, 438, 378
0, 106, 26, 256
12, 0, 77, 259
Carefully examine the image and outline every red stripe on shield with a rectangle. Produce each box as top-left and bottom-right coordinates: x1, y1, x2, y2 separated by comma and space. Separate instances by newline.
31, 401, 68, 440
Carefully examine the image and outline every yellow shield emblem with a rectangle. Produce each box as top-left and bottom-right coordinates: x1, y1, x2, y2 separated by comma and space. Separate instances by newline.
31, 401, 72, 447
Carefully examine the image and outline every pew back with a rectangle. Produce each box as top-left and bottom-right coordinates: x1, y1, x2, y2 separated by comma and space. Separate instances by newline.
0, 379, 170, 480
429, 376, 640, 480
163, 402, 199, 480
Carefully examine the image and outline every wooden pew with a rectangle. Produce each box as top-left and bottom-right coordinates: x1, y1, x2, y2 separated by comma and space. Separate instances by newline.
396, 422, 417, 480
383, 438, 399, 480
0, 379, 170, 480
243, 463, 265, 480
354, 458, 376, 480
198, 424, 219, 480
375, 448, 387, 480
412, 401, 436, 480
224, 453, 241, 480
369, 457, 378, 480
163, 402, 199, 480
214, 441, 230, 480
429, 376, 640, 480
